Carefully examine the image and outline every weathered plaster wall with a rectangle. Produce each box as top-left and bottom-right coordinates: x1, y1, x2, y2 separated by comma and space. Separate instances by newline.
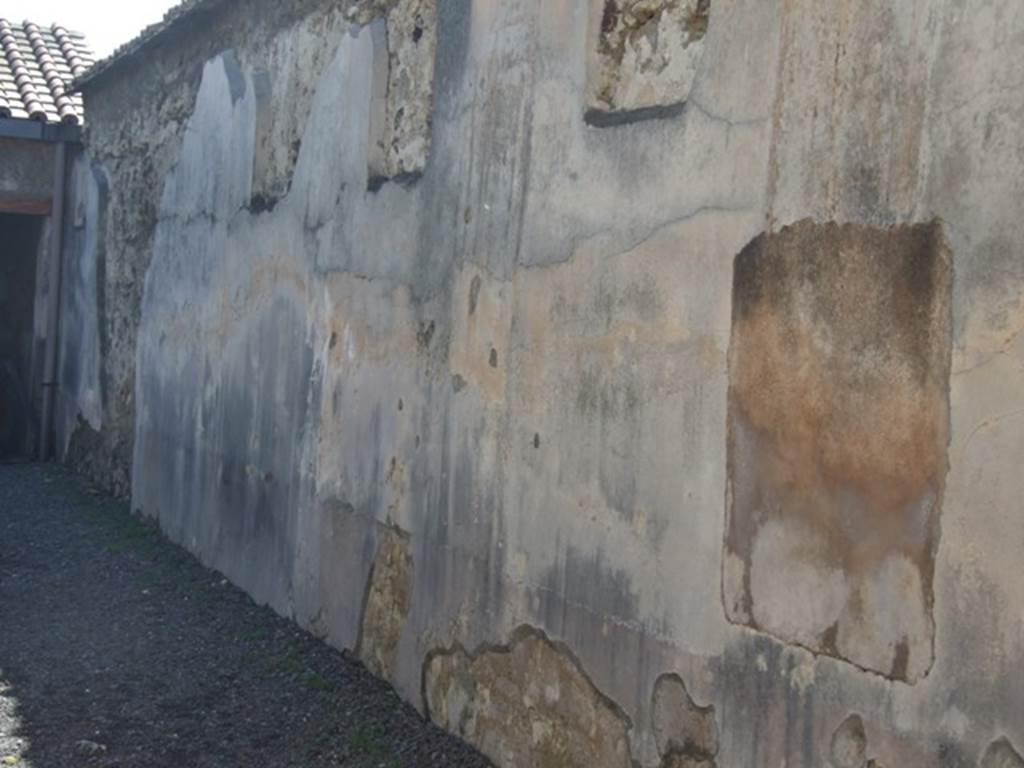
61, 0, 1024, 765
62, 0, 367, 495
57, 154, 107, 463
0, 138, 54, 211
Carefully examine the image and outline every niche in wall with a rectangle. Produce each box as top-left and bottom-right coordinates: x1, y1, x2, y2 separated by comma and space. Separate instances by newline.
585, 0, 711, 126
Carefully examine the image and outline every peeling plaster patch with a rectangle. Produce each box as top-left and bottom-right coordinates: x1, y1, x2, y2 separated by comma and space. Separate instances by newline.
828, 714, 895, 768
981, 738, 1024, 768
724, 220, 952, 682
652, 674, 718, 766
423, 626, 633, 768
366, 0, 436, 185
357, 525, 413, 680
586, 0, 710, 122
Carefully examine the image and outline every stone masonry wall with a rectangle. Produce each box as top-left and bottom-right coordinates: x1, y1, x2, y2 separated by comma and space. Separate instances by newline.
61, 0, 1024, 766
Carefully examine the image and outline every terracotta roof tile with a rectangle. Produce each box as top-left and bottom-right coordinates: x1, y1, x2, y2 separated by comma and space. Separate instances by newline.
0, 18, 93, 125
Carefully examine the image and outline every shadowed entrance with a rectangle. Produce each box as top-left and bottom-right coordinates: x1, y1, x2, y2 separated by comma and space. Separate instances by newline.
0, 212, 43, 459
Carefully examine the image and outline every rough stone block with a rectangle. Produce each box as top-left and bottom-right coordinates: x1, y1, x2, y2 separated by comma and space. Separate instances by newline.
424, 627, 633, 768
586, 0, 710, 123
357, 525, 412, 679
723, 220, 952, 682
366, 0, 436, 185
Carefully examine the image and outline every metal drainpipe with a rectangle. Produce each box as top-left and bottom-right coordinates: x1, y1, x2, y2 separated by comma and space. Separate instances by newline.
38, 140, 68, 460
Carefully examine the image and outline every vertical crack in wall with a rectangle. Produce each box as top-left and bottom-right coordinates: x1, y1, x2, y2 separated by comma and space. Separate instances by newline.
724, 219, 953, 682
422, 626, 634, 768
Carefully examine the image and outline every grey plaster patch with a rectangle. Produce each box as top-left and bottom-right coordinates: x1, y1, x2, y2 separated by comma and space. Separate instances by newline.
652, 673, 718, 765
221, 49, 247, 105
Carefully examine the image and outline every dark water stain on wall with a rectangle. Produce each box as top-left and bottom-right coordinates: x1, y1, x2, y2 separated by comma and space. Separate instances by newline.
723, 219, 952, 682
538, 545, 644, 635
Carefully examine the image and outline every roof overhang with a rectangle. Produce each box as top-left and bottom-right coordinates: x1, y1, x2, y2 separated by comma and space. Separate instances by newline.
73, 0, 226, 92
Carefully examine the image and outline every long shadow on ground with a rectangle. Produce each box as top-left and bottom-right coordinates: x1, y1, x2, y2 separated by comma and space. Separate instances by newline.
0, 463, 491, 768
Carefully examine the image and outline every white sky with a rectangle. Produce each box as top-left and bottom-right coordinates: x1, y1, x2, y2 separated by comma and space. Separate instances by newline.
1, 0, 181, 58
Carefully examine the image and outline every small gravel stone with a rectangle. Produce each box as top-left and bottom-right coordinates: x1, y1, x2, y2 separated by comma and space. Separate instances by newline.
75, 740, 107, 756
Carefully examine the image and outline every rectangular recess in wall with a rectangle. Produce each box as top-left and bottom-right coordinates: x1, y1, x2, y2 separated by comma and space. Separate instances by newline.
585, 0, 710, 126
366, 0, 436, 189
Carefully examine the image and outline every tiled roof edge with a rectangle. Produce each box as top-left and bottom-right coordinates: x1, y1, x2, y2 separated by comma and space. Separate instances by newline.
0, 18, 91, 125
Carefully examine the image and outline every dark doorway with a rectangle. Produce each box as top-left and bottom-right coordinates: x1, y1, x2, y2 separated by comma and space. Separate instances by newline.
0, 213, 43, 459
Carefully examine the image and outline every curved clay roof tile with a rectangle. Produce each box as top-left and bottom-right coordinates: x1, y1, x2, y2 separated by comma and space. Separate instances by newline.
58, 101, 79, 124
51, 25, 88, 77
0, 17, 90, 124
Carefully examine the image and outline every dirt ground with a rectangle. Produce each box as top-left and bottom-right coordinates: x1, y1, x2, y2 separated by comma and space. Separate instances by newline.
0, 463, 491, 768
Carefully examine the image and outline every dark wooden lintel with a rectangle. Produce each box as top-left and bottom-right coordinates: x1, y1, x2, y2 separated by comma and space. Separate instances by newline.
0, 196, 52, 215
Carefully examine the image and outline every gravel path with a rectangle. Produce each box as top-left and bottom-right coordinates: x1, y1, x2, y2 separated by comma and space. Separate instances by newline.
0, 463, 491, 768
